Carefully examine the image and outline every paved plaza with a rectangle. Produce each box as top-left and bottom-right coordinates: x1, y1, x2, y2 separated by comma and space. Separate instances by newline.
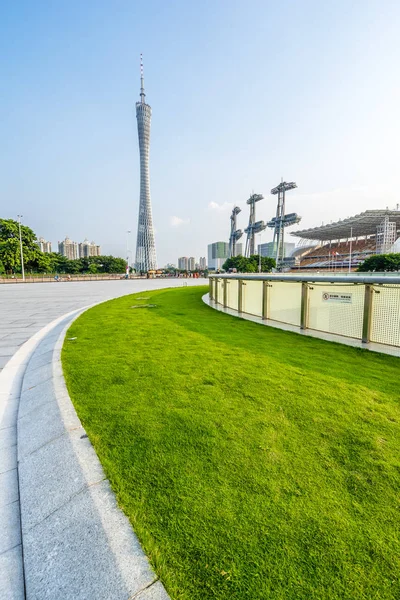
0, 279, 204, 600
0, 279, 204, 372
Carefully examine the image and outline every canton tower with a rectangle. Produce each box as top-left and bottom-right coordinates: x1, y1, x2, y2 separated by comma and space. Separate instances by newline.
134, 55, 157, 272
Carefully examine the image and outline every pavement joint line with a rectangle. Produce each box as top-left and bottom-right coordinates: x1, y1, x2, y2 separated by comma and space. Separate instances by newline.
17, 400, 54, 422
0, 423, 16, 432
3, 496, 20, 509
18, 429, 72, 461
0, 542, 22, 557
127, 577, 160, 600
22, 374, 53, 392
23, 476, 108, 534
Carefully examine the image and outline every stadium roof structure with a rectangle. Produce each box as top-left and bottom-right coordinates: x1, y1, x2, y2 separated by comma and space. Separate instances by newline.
291, 210, 400, 241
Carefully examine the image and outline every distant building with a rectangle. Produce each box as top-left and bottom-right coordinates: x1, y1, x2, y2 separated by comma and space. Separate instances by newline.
188, 257, 195, 271
258, 242, 295, 259
234, 243, 243, 257
36, 237, 52, 253
178, 257, 189, 270
164, 263, 176, 270
208, 241, 229, 271
58, 237, 78, 260
199, 257, 207, 270
78, 239, 101, 258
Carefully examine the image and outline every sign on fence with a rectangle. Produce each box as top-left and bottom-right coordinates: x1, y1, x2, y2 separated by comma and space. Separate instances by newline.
322, 292, 353, 304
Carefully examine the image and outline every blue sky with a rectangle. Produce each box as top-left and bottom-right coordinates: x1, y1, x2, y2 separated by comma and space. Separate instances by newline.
1, 0, 400, 265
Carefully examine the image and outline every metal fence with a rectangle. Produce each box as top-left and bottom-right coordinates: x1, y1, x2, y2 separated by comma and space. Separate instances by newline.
209, 274, 400, 349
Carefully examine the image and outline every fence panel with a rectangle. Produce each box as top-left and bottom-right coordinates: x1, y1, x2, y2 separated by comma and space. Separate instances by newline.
269, 282, 302, 326
308, 284, 364, 339
226, 279, 239, 310
217, 279, 224, 304
243, 280, 263, 317
371, 286, 400, 347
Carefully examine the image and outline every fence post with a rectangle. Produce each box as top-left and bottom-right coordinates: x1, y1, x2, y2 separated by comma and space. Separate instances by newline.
223, 279, 228, 308
238, 280, 243, 313
262, 281, 269, 320
215, 279, 219, 304
209, 278, 214, 301
362, 284, 373, 343
300, 282, 310, 330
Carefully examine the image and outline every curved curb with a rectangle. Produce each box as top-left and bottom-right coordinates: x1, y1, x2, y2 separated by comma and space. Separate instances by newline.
17, 309, 170, 599
0, 307, 88, 600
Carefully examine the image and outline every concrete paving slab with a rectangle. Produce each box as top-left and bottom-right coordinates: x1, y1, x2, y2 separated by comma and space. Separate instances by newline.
0, 426, 16, 451
27, 349, 53, 372
0, 444, 17, 475
18, 378, 59, 420
23, 480, 155, 600
0, 501, 21, 554
0, 469, 19, 507
0, 357, 11, 369
21, 361, 53, 392
18, 394, 80, 459
0, 401, 18, 431
0, 545, 25, 600
0, 347, 19, 357
19, 428, 105, 532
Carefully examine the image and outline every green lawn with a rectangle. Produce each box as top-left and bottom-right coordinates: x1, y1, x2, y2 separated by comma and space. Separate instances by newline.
62, 286, 400, 600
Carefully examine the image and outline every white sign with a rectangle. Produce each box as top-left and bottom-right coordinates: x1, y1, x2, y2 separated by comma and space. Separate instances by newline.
322, 292, 353, 304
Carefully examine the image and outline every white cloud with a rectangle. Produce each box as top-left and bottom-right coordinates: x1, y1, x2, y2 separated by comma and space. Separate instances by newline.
170, 216, 190, 227
208, 201, 234, 212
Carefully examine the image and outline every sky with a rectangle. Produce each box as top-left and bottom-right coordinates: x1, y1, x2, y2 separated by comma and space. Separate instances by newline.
1, 0, 400, 265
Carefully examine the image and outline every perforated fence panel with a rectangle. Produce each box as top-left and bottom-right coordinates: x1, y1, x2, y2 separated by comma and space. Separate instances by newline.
243, 280, 263, 317
308, 284, 364, 339
269, 282, 302, 326
371, 286, 400, 347
226, 279, 239, 310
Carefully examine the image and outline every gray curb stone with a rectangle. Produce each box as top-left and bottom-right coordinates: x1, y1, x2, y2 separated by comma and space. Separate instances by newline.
18, 311, 170, 600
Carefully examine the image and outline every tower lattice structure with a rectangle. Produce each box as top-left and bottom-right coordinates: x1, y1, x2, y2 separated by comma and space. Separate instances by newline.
244, 194, 266, 257
229, 206, 243, 257
134, 55, 157, 272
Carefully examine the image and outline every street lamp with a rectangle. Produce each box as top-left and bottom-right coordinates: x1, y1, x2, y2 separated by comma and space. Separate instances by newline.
348, 226, 353, 273
17, 215, 25, 282
126, 230, 132, 266
258, 233, 262, 273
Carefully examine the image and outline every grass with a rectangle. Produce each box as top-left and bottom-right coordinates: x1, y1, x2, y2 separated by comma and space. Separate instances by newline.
62, 286, 400, 600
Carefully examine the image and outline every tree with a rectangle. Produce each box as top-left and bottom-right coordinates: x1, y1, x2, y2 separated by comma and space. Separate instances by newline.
0, 219, 44, 273
357, 253, 400, 272
222, 254, 276, 273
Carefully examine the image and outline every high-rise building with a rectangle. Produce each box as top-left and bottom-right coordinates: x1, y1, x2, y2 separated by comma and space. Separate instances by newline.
178, 257, 189, 270
78, 239, 101, 258
36, 237, 52, 253
188, 257, 195, 271
207, 242, 229, 270
199, 257, 207, 270
58, 237, 78, 260
234, 243, 243, 257
258, 242, 295, 258
134, 55, 157, 272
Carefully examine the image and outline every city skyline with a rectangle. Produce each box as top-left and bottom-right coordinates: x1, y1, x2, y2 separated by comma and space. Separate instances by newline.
1, 2, 400, 265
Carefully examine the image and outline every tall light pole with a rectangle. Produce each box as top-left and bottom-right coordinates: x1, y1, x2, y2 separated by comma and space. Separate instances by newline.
348, 226, 353, 273
17, 215, 25, 282
258, 233, 262, 273
126, 230, 132, 266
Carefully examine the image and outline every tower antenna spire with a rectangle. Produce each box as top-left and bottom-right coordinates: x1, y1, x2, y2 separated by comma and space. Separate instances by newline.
140, 53, 145, 103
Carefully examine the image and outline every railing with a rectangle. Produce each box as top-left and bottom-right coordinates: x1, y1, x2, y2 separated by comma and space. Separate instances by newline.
209, 274, 400, 349
0, 274, 125, 284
